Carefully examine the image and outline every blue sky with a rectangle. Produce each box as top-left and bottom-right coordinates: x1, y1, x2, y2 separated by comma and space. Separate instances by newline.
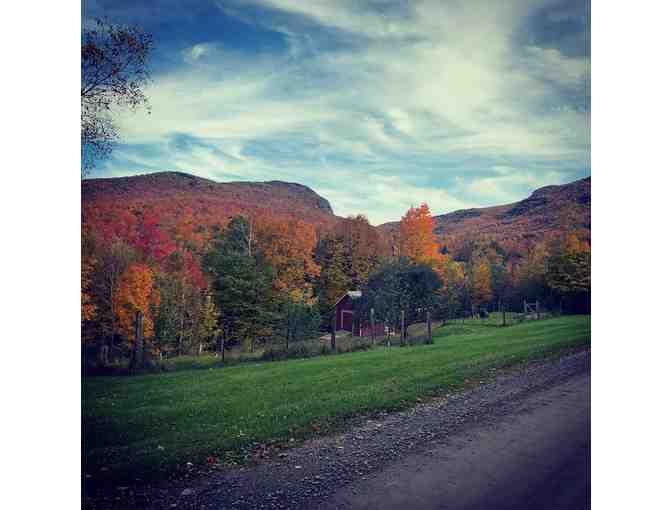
83, 0, 590, 225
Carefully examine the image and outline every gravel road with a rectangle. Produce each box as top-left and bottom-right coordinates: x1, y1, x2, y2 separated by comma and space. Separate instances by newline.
88, 349, 590, 509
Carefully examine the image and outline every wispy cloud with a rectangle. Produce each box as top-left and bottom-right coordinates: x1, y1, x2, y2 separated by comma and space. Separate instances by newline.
90, 0, 590, 224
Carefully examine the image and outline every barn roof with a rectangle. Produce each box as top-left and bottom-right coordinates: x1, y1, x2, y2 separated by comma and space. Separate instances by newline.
333, 290, 362, 307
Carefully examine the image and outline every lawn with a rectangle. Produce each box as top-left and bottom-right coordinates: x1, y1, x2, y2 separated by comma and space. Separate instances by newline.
83, 315, 590, 484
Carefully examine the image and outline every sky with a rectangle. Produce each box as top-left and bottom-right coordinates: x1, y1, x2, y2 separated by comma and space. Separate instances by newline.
83, 0, 590, 225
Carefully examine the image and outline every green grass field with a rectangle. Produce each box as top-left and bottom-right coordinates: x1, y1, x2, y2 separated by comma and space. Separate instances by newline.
83, 315, 590, 484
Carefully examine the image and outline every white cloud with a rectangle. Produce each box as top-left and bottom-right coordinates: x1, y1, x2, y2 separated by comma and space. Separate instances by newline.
182, 43, 215, 63
106, 0, 589, 222
314, 172, 475, 225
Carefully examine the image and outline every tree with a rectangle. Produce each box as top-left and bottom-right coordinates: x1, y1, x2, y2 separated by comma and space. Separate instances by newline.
256, 218, 320, 302
316, 234, 351, 316
547, 234, 590, 313
471, 258, 493, 310
153, 272, 181, 357
362, 258, 441, 340
114, 263, 158, 346
81, 18, 153, 174
517, 241, 551, 307
198, 294, 221, 354
202, 221, 278, 352
336, 215, 383, 287
282, 300, 321, 350
215, 215, 257, 256
438, 258, 466, 321
489, 254, 513, 312
399, 203, 438, 264
81, 256, 97, 324
86, 238, 137, 349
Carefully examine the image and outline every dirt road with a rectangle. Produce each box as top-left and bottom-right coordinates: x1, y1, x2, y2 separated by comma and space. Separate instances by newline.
320, 367, 589, 510
88, 350, 590, 509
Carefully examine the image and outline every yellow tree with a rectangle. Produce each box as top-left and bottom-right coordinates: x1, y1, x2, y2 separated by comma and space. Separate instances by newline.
399, 203, 438, 264
547, 233, 591, 300
471, 258, 493, 309
114, 263, 159, 344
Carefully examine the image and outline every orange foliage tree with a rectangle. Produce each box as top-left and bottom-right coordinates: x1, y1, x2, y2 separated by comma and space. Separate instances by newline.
114, 263, 159, 344
399, 203, 439, 263
256, 217, 320, 302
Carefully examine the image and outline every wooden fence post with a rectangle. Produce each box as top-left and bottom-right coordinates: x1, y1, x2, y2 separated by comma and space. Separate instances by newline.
331, 310, 337, 351
426, 308, 432, 344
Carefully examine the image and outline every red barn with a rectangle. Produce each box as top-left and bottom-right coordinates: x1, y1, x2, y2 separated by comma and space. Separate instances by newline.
333, 291, 386, 337
334, 291, 361, 332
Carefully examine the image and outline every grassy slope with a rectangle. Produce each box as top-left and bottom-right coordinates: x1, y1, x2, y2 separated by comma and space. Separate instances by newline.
83, 315, 590, 483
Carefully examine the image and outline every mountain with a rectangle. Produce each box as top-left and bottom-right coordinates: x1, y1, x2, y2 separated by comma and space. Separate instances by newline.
83, 172, 590, 258
378, 177, 590, 255
82, 171, 340, 232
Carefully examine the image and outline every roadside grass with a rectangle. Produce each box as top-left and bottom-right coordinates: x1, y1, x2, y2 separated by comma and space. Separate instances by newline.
83, 315, 590, 485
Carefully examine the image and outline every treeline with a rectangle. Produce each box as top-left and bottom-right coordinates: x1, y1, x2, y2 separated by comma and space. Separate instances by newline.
81, 203, 589, 367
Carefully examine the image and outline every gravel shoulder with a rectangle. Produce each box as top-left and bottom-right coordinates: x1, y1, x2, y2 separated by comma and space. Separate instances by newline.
86, 349, 590, 509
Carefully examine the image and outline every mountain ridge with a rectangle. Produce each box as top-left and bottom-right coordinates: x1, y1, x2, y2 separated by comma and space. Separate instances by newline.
82, 172, 590, 253
379, 176, 590, 254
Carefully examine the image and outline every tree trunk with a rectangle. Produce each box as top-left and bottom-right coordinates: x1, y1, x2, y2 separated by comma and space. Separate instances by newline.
400, 310, 405, 346
131, 310, 144, 371
370, 308, 375, 346
221, 325, 229, 362
286, 308, 291, 352
97, 338, 109, 367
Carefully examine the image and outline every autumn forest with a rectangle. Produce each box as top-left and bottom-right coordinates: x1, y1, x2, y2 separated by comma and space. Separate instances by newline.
81, 171, 590, 370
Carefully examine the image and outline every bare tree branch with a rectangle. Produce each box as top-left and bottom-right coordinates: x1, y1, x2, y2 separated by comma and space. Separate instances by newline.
81, 18, 153, 176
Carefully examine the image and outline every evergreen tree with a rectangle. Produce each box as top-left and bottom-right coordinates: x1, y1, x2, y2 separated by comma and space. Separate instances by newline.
202, 233, 277, 352
316, 234, 351, 315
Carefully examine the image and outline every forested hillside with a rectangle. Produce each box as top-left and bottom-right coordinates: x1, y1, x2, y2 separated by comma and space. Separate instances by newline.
81, 172, 590, 368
